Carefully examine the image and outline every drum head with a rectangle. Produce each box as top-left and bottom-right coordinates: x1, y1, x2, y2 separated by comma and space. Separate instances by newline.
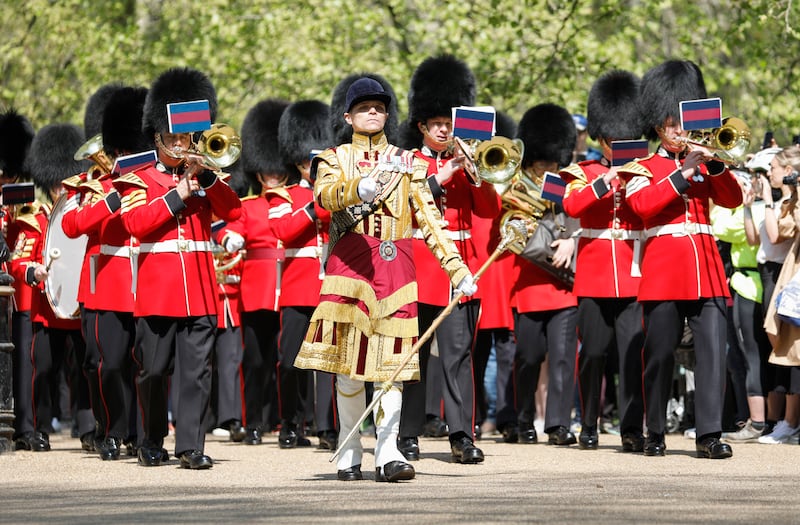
43, 195, 87, 319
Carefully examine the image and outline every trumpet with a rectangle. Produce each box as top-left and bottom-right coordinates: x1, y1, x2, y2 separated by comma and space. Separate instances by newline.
682, 116, 751, 165
74, 133, 113, 179
452, 135, 524, 186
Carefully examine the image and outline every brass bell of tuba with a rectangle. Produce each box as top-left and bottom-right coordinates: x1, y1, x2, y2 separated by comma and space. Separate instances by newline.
497, 168, 549, 254
74, 133, 113, 179
685, 116, 751, 165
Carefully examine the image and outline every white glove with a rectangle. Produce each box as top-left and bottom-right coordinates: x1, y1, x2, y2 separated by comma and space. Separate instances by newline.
357, 177, 377, 202
456, 274, 478, 296
222, 231, 245, 253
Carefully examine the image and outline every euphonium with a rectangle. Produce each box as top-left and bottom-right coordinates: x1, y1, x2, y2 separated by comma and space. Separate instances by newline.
496, 168, 549, 254
74, 133, 113, 179
684, 116, 751, 165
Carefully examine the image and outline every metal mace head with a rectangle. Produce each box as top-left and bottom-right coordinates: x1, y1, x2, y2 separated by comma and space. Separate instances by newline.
499, 218, 531, 252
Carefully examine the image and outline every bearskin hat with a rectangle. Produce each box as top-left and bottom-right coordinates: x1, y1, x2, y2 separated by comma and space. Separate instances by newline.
26, 124, 90, 191
517, 103, 576, 168
241, 98, 296, 185
330, 72, 400, 146
587, 70, 643, 142
495, 110, 518, 139
640, 60, 707, 141
142, 67, 217, 138
0, 109, 35, 179
83, 83, 125, 139
278, 99, 333, 166
102, 86, 151, 156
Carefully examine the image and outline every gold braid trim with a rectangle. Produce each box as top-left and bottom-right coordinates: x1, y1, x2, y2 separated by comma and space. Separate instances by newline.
320, 275, 418, 320
560, 164, 588, 184
618, 155, 656, 179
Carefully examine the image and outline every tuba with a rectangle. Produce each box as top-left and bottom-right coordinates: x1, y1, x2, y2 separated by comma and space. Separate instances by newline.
497, 168, 548, 254
453, 135, 524, 186
684, 116, 751, 165
74, 133, 113, 179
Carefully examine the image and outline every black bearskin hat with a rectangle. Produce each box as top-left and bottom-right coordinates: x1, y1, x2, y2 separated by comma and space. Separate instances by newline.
640, 59, 707, 141
587, 70, 643, 142
517, 103, 576, 168
0, 109, 35, 179
26, 124, 90, 191
278, 99, 334, 166
408, 55, 476, 124
495, 110, 518, 139
84, 83, 125, 139
102, 86, 151, 156
403, 54, 477, 147
142, 67, 217, 138
330, 72, 400, 146
241, 98, 296, 184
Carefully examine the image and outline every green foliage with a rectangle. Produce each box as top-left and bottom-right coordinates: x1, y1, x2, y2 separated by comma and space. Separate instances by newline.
2, 0, 799, 145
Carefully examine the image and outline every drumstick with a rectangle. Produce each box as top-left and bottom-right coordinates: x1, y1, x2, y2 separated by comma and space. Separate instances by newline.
45, 248, 61, 272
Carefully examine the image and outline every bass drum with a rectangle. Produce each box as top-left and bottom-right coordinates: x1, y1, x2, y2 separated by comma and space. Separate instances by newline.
43, 194, 86, 319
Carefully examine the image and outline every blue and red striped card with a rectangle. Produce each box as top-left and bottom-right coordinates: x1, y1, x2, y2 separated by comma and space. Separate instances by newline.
1, 182, 35, 205
541, 171, 567, 204
680, 97, 722, 131
452, 106, 495, 141
611, 139, 650, 167
167, 99, 212, 133
113, 150, 157, 175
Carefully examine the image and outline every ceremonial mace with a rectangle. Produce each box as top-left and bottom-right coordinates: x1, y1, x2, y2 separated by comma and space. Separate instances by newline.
330, 218, 530, 461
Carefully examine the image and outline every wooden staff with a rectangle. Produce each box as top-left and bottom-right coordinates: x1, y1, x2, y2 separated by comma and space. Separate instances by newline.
330, 219, 529, 462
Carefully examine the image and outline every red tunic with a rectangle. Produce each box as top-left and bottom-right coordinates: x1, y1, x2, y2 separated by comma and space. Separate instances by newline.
9, 207, 79, 329
113, 165, 242, 317
62, 176, 135, 312
619, 152, 743, 301
561, 160, 643, 298
6, 217, 35, 312
412, 149, 501, 307
265, 183, 331, 308
471, 214, 514, 330
219, 195, 280, 312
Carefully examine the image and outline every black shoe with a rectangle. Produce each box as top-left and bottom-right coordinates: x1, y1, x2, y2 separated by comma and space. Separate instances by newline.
228, 421, 246, 443
123, 439, 138, 457
643, 433, 666, 456
337, 464, 363, 481
547, 426, 577, 446
474, 424, 482, 441
97, 436, 122, 461
80, 431, 96, 452
621, 431, 645, 453
242, 427, 262, 445
451, 436, 485, 464
375, 460, 415, 482
578, 426, 598, 450
317, 431, 338, 450
422, 416, 449, 438
397, 436, 420, 461
278, 423, 312, 449
137, 445, 165, 467
179, 449, 213, 469
15, 431, 51, 452
696, 437, 733, 459
502, 425, 520, 443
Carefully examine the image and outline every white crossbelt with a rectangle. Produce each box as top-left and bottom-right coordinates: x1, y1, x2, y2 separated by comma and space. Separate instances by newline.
284, 246, 319, 258
645, 222, 713, 238
412, 228, 471, 241
223, 275, 241, 284
100, 245, 133, 258
138, 240, 213, 253
580, 228, 644, 241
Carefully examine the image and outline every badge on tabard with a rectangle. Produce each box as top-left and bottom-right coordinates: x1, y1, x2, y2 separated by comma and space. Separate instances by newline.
379, 240, 397, 261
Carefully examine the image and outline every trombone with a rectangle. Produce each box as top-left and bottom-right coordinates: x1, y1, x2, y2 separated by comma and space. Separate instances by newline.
452, 135, 524, 186
681, 116, 751, 165
156, 123, 242, 171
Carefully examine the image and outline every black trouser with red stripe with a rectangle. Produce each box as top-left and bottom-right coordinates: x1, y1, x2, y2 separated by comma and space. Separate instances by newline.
82, 308, 137, 441
576, 297, 644, 435
31, 323, 93, 436
513, 307, 578, 433
134, 315, 215, 455
642, 298, 726, 440
240, 309, 279, 431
